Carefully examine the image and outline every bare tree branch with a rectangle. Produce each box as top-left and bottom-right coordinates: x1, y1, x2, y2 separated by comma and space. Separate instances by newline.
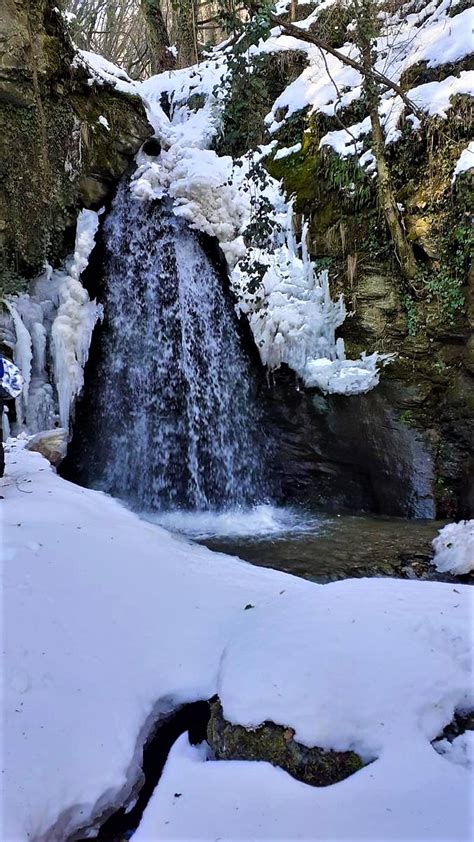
267, 12, 425, 121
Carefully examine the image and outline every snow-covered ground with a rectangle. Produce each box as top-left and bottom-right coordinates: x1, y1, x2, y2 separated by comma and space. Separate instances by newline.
2, 440, 473, 840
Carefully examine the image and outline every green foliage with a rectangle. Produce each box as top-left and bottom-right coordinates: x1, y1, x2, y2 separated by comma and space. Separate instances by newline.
402, 293, 418, 337
217, 0, 274, 43
398, 409, 416, 427
417, 222, 472, 325
323, 151, 374, 210
215, 52, 272, 156
238, 159, 281, 297
313, 256, 334, 272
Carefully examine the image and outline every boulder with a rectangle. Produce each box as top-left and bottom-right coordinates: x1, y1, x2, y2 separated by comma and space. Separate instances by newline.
26, 428, 68, 466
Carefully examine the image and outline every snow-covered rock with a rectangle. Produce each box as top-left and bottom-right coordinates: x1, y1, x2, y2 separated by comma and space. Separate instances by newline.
432, 520, 474, 575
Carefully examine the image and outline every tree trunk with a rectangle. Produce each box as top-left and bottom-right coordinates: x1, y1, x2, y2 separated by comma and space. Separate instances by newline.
176, 0, 198, 68
141, 0, 175, 74
357, 7, 418, 281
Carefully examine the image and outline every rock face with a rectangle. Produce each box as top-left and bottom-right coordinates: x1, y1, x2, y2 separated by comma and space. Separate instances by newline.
207, 699, 364, 787
26, 427, 68, 466
0, 0, 151, 293
269, 369, 437, 517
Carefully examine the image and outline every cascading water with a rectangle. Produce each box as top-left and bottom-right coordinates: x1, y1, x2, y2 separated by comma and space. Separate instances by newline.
66, 181, 268, 511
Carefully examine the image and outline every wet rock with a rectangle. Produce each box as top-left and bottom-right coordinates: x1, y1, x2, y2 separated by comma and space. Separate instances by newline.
207, 699, 364, 787
268, 369, 436, 517
26, 428, 68, 466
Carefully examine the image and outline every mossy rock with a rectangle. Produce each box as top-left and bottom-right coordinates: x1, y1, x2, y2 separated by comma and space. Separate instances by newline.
0, 0, 151, 291
207, 699, 364, 787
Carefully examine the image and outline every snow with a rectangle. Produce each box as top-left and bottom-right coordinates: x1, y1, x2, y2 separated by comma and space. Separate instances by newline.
452, 140, 474, 182
3, 442, 473, 841
262, 2, 474, 147
74, 50, 137, 94
432, 520, 474, 575
409, 72, 474, 118
97, 114, 110, 131
274, 142, 302, 160
135, 728, 473, 841
434, 732, 474, 770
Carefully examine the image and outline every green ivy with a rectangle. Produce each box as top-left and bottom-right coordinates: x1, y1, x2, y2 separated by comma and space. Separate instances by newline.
402, 293, 418, 337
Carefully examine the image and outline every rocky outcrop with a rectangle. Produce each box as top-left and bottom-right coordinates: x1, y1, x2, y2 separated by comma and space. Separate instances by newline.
269, 369, 437, 517
261, 75, 474, 518
0, 0, 151, 294
207, 699, 364, 786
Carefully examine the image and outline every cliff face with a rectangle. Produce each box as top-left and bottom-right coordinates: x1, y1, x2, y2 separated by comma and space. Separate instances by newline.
0, 0, 151, 292
216, 6, 474, 518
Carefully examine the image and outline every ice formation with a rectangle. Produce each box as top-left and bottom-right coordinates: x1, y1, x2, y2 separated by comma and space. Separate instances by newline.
234, 214, 394, 393
122, 67, 390, 391
51, 210, 103, 430
432, 520, 474, 575
2, 210, 102, 434
3, 300, 32, 425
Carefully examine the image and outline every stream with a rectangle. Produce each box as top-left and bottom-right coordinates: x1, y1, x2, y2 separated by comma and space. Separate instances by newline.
144, 505, 449, 583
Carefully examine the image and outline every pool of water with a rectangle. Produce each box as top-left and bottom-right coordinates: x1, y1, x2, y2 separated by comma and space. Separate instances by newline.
144, 505, 447, 583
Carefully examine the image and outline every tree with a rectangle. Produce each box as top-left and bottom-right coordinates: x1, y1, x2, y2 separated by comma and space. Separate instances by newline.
351, 0, 418, 280
65, 0, 152, 78
141, 0, 176, 72
175, 0, 199, 67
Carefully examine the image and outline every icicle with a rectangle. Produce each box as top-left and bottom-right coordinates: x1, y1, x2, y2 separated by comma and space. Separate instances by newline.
232, 211, 394, 395
51, 210, 103, 431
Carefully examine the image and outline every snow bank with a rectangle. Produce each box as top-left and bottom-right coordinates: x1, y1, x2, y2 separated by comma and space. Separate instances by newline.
3, 443, 473, 841
432, 520, 474, 575
74, 49, 137, 95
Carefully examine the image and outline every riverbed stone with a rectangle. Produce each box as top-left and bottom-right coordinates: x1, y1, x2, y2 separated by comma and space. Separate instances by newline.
207, 699, 364, 787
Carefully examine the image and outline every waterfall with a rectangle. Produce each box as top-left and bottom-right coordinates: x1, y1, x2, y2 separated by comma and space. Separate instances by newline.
67, 183, 268, 511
